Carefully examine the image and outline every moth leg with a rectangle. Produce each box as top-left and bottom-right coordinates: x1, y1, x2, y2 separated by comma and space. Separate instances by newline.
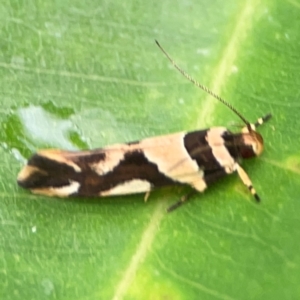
144, 191, 150, 202
236, 164, 260, 202
167, 168, 228, 212
234, 114, 272, 131
167, 191, 196, 213
254, 114, 272, 128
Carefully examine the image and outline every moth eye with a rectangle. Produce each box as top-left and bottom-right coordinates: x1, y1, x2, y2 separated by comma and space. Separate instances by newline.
240, 146, 255, 159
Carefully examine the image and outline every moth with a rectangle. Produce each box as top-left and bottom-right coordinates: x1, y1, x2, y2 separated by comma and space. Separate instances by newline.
17, 41, 271, 211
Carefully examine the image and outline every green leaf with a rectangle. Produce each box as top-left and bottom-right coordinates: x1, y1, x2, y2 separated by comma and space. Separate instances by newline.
1, 0, 300, 299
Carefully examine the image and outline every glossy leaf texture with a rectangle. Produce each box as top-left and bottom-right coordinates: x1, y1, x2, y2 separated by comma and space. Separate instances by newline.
1, 0, 300, 299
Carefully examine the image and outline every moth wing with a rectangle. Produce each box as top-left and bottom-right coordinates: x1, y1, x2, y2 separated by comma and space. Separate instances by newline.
17, 131, 222, 196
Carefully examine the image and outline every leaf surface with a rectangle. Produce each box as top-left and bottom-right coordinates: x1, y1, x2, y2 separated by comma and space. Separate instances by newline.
1, 0, 300, 299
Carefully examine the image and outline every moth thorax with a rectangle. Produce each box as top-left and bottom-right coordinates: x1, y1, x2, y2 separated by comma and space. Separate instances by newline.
241, 129, 264, 158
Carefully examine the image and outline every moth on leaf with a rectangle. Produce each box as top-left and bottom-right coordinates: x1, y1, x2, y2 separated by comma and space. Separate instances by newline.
17, 41, 271, 211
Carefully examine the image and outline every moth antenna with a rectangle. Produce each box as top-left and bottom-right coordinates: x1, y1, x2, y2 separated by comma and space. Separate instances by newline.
155, 40, 251, 131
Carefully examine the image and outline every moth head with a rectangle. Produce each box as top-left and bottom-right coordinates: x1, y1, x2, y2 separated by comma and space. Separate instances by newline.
241, 124, 264, 157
